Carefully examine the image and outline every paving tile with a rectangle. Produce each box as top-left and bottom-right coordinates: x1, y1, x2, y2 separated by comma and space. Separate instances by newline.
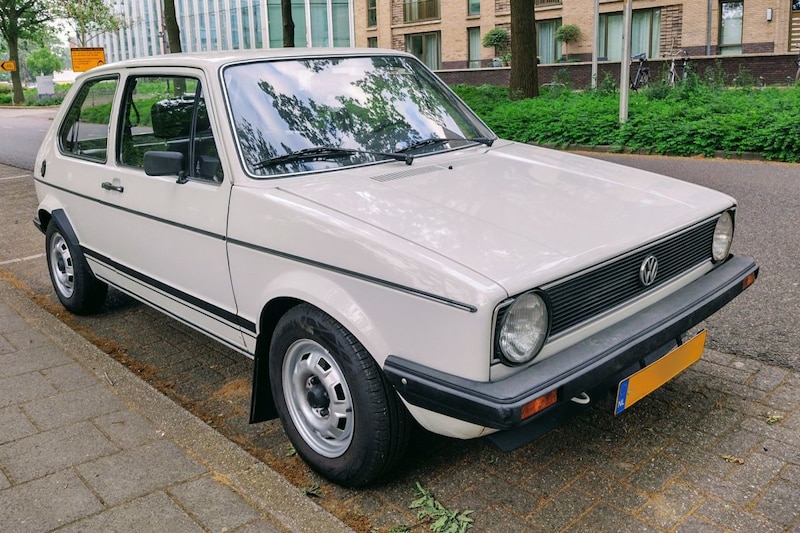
674, 516, 726, 533
57, 492, 204, 533
0, 421, 118, 484
749, 366, 790, 392
0, 406, 37, 445
94, 410, 161, 449
1, 326, 49, 350
565, 503, 659, 533
169, 475, 263, 532
696, 498, 784, 533
679, 469, 757, 507
526, 487, 594, 531
0, 334, 13, 355
742, 417, 800, 449
725, 452, 785, 491
0, 470, 102, 532
0, 344, 70, 379
77, 439, 206, 506
640, 482, 702, 530
231, 518, 283, 532
781, 464, 800, 484
22, 384, 125, 431
627, 455, 685, 492
471, 474, 540, 517
41, 362, 99, 392
0, 371, 56, 408
713, 428, 763, 458
760, 439, 800, 464
753, 479, 800, 526
572, 469, 648, 511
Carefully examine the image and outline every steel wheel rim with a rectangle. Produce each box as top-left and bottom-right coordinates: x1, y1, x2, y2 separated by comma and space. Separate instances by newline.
282, 338, 354, 458
49, 233, 74, 298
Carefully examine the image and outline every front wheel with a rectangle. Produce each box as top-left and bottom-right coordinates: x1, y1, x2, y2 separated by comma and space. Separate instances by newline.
269, 304, 409, 486
45, 220, 107, 314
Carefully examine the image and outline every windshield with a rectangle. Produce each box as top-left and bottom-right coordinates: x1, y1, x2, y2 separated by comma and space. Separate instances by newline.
223, 55, 494, 178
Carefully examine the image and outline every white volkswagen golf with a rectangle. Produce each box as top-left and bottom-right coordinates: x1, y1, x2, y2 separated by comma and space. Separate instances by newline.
34, 48, 758, 486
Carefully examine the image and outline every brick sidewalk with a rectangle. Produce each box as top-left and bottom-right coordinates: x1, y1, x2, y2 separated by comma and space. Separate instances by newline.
0, 276, 352, 532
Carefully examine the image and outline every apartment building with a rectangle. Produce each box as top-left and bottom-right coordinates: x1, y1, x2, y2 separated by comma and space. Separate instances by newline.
354, 1, 800, 70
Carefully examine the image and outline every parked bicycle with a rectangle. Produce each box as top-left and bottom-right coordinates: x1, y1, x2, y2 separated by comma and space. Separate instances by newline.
666, 49, 690, 87
630, 53, 650, 90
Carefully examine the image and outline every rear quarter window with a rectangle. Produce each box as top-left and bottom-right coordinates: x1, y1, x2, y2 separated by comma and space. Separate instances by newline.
58, 77, 119, 163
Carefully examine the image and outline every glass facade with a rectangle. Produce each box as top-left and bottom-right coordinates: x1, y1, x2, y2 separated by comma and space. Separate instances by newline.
91, 0, 354, 63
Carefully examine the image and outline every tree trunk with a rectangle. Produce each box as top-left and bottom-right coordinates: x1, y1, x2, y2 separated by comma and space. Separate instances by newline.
282, 0, 295, 47
509, 0, 539, 99
7, 31, 24, 105
164, 0, 182, 53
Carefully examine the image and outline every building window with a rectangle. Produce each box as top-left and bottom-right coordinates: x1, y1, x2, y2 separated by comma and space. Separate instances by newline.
367, 0, 377, 27
406, 31, 441, 69
537, 19, 562, 64
404, 0, 440, 23
599, 8, 661, 61
790, 0, 800, 51
468, 27, 481, 67
468, 0, 480, 16
368, 36, 378, 47
719, 1, 743, 55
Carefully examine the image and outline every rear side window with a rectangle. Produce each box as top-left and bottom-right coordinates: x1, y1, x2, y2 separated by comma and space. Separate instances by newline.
58, 77, 119, 163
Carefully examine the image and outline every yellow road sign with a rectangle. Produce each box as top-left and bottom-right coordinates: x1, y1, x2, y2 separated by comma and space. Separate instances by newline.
0, 60, 16, 72
71, 48, 106, 73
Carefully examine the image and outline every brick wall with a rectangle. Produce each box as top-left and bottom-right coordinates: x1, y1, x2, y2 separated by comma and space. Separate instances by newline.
436, 54, 800, 88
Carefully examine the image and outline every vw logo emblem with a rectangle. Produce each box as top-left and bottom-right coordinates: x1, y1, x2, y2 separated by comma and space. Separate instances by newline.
639, 255, 658, 287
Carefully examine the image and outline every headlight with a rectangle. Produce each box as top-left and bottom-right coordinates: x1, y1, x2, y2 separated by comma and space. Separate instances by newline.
712, 211, 734, 262
498, 292, 549, 365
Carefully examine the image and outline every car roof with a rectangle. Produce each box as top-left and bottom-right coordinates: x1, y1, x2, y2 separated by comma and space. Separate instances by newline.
81, 48, 414, 77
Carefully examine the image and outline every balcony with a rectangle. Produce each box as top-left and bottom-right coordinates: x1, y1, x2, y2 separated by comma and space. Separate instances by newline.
404, 0, 440, 23
535, 0, 562, 6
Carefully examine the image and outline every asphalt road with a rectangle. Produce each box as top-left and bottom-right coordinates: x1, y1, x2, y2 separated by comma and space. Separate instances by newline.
0, 107, 55, 171
1, 107, 797, 372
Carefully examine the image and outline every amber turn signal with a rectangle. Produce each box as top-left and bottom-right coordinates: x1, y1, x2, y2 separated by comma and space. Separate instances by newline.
521, 389, 558, 420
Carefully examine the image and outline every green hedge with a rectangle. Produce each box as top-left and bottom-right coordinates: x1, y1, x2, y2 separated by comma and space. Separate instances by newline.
453, 79, 800, 162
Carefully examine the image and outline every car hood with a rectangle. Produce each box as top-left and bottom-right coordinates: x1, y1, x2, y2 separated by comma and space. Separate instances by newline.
278, 142, 734, 294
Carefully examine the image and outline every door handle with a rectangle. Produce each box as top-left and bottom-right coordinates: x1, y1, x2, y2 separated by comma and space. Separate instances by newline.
101, 182, 124, 193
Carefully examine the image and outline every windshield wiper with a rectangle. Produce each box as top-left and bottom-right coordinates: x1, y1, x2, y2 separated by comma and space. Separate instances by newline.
395, 136, 495, 154
253, 146, 412, 170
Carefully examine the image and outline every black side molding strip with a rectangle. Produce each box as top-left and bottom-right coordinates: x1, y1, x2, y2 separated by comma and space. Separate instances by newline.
83, 247, 257, 334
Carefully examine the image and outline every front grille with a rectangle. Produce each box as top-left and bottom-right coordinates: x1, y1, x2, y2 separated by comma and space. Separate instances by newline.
543, 216, 719, 337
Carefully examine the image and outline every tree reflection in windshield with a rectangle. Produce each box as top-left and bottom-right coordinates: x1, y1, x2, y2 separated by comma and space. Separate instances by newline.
223, 55, 492, 177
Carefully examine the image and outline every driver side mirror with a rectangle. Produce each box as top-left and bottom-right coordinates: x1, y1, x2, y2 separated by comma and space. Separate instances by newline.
143, 151, 188, 183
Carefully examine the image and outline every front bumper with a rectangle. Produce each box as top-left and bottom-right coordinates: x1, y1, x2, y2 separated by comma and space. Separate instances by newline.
384, 255, 758, 440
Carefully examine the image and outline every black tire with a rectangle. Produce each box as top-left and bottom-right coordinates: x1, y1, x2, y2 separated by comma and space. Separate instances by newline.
45, 220, 107, 314
269, 304, 409, 487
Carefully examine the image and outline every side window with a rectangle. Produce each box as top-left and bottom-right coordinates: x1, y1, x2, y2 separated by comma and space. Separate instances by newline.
58, 77, 119, 163
118, 75, 223, 183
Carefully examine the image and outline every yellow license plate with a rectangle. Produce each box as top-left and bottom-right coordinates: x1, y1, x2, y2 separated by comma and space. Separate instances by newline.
614, 330, 706, 415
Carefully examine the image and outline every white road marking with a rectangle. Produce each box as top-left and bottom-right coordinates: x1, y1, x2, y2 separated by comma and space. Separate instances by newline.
0, 253, 45, 266
0, 174, 32, 181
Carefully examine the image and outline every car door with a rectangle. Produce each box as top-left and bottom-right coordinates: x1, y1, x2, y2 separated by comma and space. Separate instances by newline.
66, 69, 245, 352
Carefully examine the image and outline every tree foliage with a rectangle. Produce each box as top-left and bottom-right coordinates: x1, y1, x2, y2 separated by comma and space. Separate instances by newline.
554, 24, 580, 60
55, 0, 121, 47
26, 45, 61, 75
509, 0, 538, 99
0, 0, 55, 103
